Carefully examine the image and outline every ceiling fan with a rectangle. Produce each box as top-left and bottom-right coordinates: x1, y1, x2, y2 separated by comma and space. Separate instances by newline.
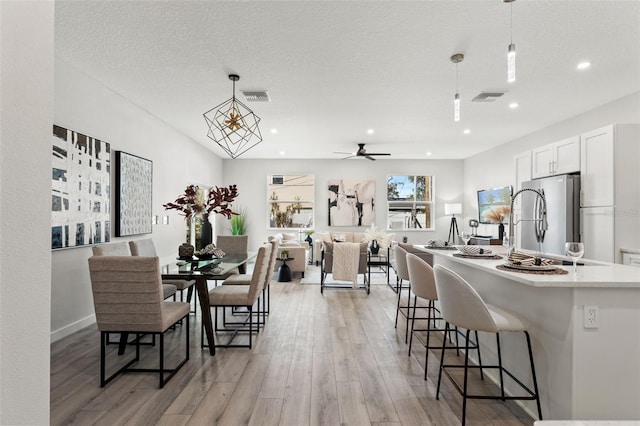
334, 143, 391, 161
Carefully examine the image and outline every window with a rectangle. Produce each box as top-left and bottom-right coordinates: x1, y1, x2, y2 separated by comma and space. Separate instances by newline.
387, 175, 434, 230
268, 174, 314, 229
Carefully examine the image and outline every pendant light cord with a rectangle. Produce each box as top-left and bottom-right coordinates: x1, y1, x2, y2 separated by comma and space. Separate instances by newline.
510, 2, 513, 44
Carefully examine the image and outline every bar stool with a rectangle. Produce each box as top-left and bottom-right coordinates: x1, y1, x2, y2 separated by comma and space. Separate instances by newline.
433, 265, 543, 425
406, 253, 481, 380
393, 245, 421, 343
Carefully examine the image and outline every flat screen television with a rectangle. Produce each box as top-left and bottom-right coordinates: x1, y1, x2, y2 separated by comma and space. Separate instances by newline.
477, 185, 512, 224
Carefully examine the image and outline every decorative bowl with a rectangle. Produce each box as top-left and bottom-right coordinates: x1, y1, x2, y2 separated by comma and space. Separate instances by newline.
195, 253, 214, 260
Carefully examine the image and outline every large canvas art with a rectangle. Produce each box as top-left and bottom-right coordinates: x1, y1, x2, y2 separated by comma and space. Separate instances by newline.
51, 125, 111, 249
115, 151, 153, 236
327, 179, 375, 226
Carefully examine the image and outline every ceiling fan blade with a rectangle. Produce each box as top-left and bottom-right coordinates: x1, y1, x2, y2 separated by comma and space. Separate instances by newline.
342, 155, 356, 160
364, 155, 377, 161
334, 151, 355, 155
365, 152, 391, 156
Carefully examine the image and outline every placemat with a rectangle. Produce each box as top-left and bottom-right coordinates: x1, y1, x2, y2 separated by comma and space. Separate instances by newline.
496, 265, 569, 275
424, 246, 457, 250
453, 253, 503, 260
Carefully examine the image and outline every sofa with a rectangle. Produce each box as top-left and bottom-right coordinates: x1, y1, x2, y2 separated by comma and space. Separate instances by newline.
268, 233, 308, 278
313, 231, 395, 265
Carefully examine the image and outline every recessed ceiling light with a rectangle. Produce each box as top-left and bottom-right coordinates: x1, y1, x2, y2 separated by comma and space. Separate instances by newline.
509, 102, 519, 109
270, 128, 278, 134
279, 151, 285, 156
426, 152, 432, 156
367, 129, 374, 135
463, 129, 471, 135
577, 61, 591, 70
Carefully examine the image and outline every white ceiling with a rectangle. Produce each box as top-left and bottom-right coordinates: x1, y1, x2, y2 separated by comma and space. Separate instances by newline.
55, 1, 640, 160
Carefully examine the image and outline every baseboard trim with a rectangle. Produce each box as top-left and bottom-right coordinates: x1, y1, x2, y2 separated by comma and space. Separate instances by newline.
50, 314, 96, 343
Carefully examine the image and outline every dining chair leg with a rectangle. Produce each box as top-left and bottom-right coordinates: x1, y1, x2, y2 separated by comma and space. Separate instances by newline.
475, 330, 484, 380
436, 322, 449, 400
394, 280, 402, 328
408, 294, 417, 356
424, 299, 433, 380
496, 332, 505, 399
461, 329, 471, 426
405, 282, 412, 343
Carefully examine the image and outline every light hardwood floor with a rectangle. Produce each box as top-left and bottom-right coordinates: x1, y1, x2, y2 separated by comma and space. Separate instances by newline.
51, 269, 535, 425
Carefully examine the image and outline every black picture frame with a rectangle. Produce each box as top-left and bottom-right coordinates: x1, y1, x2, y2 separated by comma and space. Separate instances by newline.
115, 151, 153, 237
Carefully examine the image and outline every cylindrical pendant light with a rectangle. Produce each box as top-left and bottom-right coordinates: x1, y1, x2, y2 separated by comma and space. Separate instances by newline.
450, 53, 464, 122
505, 0, 516, 83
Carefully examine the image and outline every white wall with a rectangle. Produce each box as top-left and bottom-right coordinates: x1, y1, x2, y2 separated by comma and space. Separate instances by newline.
464, 92, 640, 238
51, 59, 224, 340
0, 2, 54, 424
222, 158, 464, 248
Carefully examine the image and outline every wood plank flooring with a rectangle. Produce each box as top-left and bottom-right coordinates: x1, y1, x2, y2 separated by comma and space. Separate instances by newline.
50, 268, 535, 425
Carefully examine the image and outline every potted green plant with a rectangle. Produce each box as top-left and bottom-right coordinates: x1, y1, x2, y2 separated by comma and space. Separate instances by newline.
280, 249, 290, 259
229, 206, 248, 235
304, 229, 314, 245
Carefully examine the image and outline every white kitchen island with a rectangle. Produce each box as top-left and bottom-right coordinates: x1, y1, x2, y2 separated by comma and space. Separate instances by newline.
417, 245, 640, 421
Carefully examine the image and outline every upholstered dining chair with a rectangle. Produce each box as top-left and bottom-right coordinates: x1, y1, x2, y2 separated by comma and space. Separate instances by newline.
93, 242, 177, 300
87, 256, 190, 388
129, 238, 196, 310
216, 235, 249, 277
205, 243, 271, 349
221, 237, 279, 325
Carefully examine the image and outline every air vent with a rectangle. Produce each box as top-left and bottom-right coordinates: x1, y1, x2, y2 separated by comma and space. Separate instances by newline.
242, 91, 270, 102
271, 175, 283, 185
472, 92, 505, 102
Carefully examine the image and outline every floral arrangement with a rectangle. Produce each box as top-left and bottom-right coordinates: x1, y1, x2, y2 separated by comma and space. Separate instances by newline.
163, 184, 239, 220
363, 224, 385, 243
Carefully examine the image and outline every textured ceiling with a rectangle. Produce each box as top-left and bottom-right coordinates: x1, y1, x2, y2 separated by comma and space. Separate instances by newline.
55, 1, 640, 160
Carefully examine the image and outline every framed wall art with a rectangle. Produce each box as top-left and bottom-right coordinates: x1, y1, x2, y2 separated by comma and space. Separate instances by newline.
51, 125, 111, 249
115, 151, 153, 237
327, 179, 375, 226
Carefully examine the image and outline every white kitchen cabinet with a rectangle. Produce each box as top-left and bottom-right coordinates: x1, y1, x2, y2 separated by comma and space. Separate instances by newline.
579, 124, 640, 263
531, 136, 580, 178
580, 125, 614, 207
581, 206, 614, 263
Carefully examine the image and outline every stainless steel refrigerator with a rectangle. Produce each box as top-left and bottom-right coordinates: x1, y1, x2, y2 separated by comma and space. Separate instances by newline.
520, 174, 580, 255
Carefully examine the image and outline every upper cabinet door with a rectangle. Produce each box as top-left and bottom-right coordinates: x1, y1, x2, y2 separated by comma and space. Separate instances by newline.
532, 137, 580, 178
553, 136, 580, 175
531, 145, 554, 179
580, 125, 614, 207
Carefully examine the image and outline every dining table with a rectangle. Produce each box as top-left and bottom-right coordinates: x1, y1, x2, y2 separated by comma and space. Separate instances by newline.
160, 251, 257, 356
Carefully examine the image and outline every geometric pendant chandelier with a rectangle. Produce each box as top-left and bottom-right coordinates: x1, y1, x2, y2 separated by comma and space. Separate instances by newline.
203, 74, 263, 159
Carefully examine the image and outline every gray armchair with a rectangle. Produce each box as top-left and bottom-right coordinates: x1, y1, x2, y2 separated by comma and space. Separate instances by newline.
320, 241, 369, 293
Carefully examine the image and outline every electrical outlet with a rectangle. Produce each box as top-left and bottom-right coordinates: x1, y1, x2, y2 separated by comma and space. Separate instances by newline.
584, 305, 599, 329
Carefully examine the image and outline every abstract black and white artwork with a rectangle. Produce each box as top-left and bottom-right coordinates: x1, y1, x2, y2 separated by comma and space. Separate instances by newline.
115, 151, 152, 237
51, 125, 111, 249
327, 179, 375, 226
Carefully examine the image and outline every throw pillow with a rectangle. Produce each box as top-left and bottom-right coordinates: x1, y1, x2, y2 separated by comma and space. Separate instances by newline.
333, 233, 347, 242
282, 233, 296, 241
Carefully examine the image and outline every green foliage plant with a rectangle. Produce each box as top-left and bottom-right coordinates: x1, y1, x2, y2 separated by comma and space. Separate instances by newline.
230, 206, 248, 235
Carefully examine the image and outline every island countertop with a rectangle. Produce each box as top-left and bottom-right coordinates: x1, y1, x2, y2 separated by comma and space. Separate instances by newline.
415, 245, 640, 288
415, 244, 640, 421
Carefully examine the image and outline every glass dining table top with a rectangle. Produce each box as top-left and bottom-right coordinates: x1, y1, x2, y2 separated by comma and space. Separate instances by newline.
161, 251, 257, 278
